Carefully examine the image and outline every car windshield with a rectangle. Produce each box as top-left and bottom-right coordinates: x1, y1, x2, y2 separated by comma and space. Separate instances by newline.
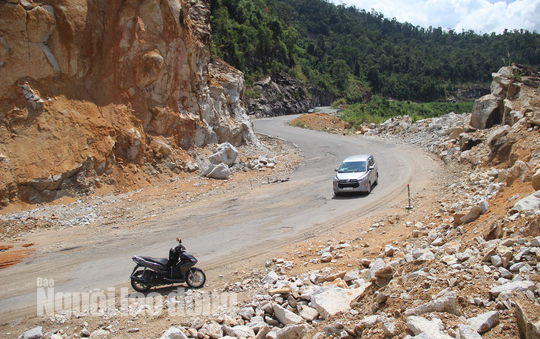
338, 161, 366, 173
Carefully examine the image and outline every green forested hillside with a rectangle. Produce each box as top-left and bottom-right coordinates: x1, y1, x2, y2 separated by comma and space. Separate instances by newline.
210, 0, 540, 103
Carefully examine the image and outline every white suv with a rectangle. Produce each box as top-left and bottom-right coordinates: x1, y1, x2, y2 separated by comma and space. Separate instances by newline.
333, 154, 378, 195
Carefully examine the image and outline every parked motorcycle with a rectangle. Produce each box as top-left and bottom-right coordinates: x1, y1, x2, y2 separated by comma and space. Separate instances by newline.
130, 238, 206, 292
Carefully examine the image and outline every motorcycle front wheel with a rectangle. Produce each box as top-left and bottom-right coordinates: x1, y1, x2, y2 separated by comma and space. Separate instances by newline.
131, 270, 151, 292
186, 268, 206, 289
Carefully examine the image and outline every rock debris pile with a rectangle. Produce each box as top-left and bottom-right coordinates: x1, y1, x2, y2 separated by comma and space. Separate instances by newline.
202, 143, 279, 180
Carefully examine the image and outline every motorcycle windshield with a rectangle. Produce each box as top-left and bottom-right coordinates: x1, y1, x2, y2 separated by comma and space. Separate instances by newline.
182, 252, 198, 264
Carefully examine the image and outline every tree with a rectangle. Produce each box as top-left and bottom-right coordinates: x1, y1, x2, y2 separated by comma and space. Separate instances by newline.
330, 59, 351, 92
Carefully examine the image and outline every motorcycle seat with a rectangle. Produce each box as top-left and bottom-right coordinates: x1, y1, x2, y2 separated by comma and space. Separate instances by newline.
139, 256, 169, 266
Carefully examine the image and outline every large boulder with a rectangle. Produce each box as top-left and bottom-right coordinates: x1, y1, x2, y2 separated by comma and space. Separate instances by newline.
23, 326, 43, 339
470, 94, 503, 129
489, 280, 536, 298
273, 304, 304, 325
310, 284, 370, 319
209, 142, 239, 166
467, 311, 499, 334
159, 327, 188, 339
515, 299, 540, 339
509, 191, 540, 215
406, 316, 453, 339
203, 163, 232, 179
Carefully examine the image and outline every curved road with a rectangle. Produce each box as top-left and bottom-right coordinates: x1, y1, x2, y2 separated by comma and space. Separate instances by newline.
0, 112, 439, 320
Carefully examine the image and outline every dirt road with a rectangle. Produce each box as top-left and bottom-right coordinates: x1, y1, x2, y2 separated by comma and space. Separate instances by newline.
0, 114, 440, 320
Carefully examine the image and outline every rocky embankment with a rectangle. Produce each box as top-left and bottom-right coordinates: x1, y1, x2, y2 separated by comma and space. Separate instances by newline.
0, 0, 256, 206
247, 73, 312, 118
246, 73, 338, 118
11, 66, 540, 339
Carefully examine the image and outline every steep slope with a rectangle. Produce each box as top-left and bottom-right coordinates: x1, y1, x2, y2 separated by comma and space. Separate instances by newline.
0, 0, 256, 206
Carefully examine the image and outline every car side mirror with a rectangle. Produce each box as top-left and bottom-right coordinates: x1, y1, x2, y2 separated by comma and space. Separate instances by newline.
335, 168, 338, 172
369, 166, 375, 170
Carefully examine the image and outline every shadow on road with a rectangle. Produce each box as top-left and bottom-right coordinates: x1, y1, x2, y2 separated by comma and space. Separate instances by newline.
331, 192, 372, 200
126, 285, 194, 298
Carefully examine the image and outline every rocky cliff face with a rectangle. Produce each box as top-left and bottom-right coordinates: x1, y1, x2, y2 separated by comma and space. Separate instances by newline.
246, 73, 337, 118
0, 0, 256, 205
471, 64, 540, 130
247, 73, 312, 118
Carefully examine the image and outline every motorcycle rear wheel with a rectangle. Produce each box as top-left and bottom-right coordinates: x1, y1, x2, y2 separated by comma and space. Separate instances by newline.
131, 270, 151, 292
186, 268, 206, 289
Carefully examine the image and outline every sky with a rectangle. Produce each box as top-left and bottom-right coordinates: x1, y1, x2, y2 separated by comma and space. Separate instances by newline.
330, 0, 540, 34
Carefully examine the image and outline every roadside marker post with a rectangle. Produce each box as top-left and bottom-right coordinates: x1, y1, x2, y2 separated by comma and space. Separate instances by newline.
406, 184, 413, 210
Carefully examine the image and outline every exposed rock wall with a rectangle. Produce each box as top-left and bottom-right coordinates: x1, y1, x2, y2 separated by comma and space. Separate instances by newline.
246, 73, 312, 118
0, 0, 257, 205
471, 64, 540, 129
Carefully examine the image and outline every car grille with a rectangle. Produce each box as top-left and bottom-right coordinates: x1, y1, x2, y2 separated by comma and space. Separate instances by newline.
338, 179, 359, 188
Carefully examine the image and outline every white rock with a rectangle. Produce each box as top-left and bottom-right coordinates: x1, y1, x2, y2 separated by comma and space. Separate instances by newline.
23, 327, 43, 339
200, 322, 222, 339
343, 270, 360, 282
498, 267, 513, 279
222, 325, 255, 338
457, 324, 483, 339
368, 258, 386, 280
209, 142, 238, 166
467, 311, 499, 333
385, 244, 400, 256
404, 292, 461, 316
442, 255, 458, 265
159, 327, 188, 339
471, 94, 502, 129
90, 329, 111, 339
81, 328, 91, 337
273, 304, 304, 325
432, 237, 445, 246
256, 325, 271, 339
299, 306, 319, 321
479, 200, 490, 214
275, 324, 311, 339
310, 284, 370, 319
204, 163, 232, 179
359, 315, 383, 328
383, 320, 397, 337
246, 316, 267, 333
418, 250, 435, 261
489, 281, 536, 297
406, 316, 453, 339
491, 255, 503, 267
263, 271, 279, 285
510, 191, 540, 214
461, 206, 482, 224
239, 306, 255, 320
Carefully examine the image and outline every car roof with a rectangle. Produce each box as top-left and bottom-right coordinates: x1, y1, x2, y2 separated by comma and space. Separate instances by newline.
342, 154, 372, 162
